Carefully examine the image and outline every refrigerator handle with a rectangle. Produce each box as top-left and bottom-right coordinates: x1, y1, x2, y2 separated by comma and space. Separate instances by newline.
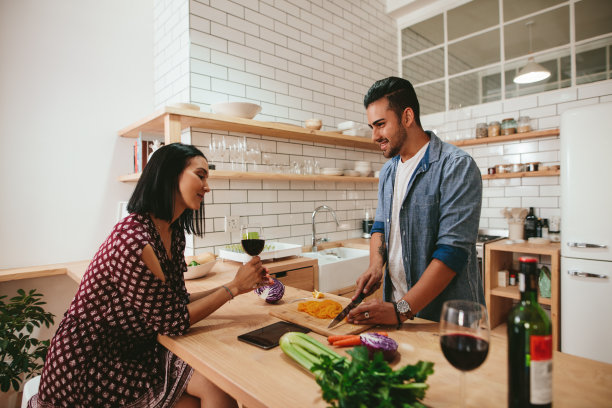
567, 270, 609, 279
567, 242, 608, 248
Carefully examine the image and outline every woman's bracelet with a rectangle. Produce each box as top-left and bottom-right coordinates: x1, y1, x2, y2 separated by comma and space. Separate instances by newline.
222, 285, 234, 299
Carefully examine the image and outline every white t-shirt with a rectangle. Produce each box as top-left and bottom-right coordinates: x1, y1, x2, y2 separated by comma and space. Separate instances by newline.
388, 142, 429, 302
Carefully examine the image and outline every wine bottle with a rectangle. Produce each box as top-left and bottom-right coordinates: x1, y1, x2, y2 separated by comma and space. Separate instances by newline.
524, 207, 537, 239
508, 257, 552, 407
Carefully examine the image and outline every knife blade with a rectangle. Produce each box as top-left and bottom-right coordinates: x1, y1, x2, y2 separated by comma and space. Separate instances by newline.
327, 292, 366, 328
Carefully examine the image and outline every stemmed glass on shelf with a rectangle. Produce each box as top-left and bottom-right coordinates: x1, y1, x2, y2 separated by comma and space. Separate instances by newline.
439, 300, 490, 408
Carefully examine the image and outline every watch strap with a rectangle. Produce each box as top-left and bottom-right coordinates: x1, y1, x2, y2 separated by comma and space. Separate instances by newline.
392, 301, 402, 329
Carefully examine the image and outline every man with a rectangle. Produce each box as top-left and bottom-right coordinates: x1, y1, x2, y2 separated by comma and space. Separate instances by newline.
347, 77, 483, 325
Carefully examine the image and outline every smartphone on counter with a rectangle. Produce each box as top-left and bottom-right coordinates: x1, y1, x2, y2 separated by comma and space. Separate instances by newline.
237, 321, 311, 349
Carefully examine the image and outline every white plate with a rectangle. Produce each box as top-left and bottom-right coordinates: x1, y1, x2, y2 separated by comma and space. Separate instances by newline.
219, 241, 302, 263
343, 170, 360, 177
184, 259, 216, 280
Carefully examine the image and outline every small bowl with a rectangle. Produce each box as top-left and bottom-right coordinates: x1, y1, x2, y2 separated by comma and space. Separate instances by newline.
343, 169, 360, 177
211, 102, 262, 119
168, 102, 200, 111
305, 118, 322, 130
184, 259, 216, 280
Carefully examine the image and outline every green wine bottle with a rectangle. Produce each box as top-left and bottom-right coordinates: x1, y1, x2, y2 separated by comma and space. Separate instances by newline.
508, 257, 552, 407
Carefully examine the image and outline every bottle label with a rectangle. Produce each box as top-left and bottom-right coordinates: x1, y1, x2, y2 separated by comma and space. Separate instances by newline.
530, 335, 552, 404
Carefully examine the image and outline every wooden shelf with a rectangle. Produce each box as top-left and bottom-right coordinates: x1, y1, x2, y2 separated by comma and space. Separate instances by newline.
450, 128, 559, 147
482, 169, 560, 180
119, 170, 379, 183
118, 106, 377, 150
491, 286, 552, 306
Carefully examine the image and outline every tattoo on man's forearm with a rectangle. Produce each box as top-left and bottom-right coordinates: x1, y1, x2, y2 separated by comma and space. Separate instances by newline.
378, 242, 387, 264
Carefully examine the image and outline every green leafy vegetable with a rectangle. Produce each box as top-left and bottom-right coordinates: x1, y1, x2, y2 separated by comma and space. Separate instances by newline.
280, 332, 434, 408
188, 261, 199, 266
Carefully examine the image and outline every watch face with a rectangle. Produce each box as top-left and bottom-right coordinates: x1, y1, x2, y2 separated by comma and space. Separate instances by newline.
397, 300, 411, 314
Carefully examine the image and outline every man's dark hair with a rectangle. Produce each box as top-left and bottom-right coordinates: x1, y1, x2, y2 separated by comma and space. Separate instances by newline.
363, 76, 422, 127
127, 142, 206, 236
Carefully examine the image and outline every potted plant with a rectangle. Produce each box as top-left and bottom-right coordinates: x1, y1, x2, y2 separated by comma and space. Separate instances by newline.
0, 289, 54, 405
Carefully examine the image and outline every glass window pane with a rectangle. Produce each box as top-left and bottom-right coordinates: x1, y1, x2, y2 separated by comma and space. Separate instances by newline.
448, 30, 500, 75
503, 0, 565, 22
576, 39, 612, 85
505, 50, 570, 98
402, 48, 444, 84
449, 70, 501, 109
447, 0, 498, 41
504, 7, 569, 61
402, 14, 444, 56
415, 81, 445, 115
575, 0, 612, 42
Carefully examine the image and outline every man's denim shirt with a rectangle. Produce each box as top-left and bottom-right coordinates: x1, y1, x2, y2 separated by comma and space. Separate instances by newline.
370, 131, 484, 321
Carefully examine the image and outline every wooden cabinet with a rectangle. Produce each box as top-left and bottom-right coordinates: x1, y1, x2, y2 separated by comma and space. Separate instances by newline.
265, 257, 317, 292
485, 239, 560, 350
117, 107, 379, 183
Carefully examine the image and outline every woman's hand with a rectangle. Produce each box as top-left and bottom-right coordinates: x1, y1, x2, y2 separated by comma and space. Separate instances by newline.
230, 256, 272, 295
346, 299, 398, 326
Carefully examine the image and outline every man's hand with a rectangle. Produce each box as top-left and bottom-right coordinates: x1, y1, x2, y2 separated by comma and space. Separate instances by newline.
347, 299, 397, 325
353, 266, 382, 301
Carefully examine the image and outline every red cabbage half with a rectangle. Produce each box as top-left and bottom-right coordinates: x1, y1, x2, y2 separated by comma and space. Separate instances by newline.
360, 332, 398, 361
254, 278, 285, 303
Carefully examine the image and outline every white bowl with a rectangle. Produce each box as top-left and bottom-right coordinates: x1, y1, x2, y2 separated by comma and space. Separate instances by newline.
343, 169, 360, 177
184, 259, 216, 280
305, 118, 322, 130
211, 102, 262, 119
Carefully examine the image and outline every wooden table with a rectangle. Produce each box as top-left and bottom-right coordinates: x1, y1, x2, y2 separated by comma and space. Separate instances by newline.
161, 263, 612, 408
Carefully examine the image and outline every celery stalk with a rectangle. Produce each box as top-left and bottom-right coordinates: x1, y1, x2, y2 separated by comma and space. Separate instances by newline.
279, 332, 343, 373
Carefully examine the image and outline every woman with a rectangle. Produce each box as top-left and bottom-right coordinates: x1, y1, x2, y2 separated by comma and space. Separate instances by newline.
30, 143, 268, 408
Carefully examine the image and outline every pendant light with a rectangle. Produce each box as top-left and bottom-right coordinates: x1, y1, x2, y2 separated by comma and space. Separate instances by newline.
513, 21, 551, 84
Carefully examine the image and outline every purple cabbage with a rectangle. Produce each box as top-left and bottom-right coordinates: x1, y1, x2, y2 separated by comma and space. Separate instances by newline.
254, 278, 285, 303
359, 332, 398, 361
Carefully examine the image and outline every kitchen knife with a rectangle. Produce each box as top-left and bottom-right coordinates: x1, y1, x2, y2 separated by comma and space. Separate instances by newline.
327, 292, 366, 329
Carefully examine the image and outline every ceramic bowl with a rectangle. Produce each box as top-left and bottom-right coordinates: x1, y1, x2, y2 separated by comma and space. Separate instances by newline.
184, 259, 216, 280
305, 118, 322, 130
211, 102, 262, 119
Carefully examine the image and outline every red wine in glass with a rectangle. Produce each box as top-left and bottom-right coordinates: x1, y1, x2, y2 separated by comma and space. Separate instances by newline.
240, 225, 265, 256
439, 300, 490, 408
440, 333, 489, 371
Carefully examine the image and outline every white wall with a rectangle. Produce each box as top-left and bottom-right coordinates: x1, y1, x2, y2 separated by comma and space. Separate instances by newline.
0, 0, 154, 268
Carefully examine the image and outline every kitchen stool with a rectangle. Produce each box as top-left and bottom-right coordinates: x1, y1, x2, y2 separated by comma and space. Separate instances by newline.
20, 375, 40, 408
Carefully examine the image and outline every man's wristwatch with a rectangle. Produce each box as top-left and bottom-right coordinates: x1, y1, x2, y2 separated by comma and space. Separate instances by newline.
395, 299, 415, 323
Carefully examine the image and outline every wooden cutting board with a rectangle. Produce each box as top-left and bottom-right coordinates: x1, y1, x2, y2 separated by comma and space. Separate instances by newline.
269, 294, 375, 337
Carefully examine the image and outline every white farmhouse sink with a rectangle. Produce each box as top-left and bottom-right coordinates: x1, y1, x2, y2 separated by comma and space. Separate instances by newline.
302, 247, 369, 292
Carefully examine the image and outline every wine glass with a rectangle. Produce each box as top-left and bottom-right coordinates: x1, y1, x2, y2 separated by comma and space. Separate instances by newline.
439, 300, 490, 408
240, 224, 265, 257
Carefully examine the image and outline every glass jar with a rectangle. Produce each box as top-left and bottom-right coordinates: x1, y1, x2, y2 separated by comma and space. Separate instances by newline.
488, 121, 500, 137
517, 116, 531, 133
501, 118, 517, 135
475, 122, 488, 139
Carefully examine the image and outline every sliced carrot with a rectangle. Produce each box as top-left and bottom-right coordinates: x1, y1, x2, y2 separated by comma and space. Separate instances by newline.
327, 334, 357, 344
332, 336, 362, 347
374, 331, 388, 337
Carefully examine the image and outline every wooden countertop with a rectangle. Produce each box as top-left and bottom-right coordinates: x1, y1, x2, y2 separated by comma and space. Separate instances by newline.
168, 265, 612, 408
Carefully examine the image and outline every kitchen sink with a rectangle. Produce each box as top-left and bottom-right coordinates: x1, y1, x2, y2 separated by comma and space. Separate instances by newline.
301, 247, 369, 292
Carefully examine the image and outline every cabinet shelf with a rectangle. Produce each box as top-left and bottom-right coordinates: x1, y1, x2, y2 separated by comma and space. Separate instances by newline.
485, 239, 560, 350
450, 128, 559, 147
119, 170, 379, 183
490, 286, 552, 306
118, 106, 377, 150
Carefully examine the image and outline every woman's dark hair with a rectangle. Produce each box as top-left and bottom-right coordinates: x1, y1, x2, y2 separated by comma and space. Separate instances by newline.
127, 143, 207, 236
363, 76, 422, 128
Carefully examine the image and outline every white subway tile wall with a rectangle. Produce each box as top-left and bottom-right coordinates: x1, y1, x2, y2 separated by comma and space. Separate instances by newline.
153, 0, 395, 254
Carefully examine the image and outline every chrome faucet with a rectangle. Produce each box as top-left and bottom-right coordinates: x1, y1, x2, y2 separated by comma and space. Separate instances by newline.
311, 205, 340, 252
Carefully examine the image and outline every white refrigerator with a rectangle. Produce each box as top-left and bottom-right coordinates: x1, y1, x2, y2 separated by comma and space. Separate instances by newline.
560, 102, 612, 364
